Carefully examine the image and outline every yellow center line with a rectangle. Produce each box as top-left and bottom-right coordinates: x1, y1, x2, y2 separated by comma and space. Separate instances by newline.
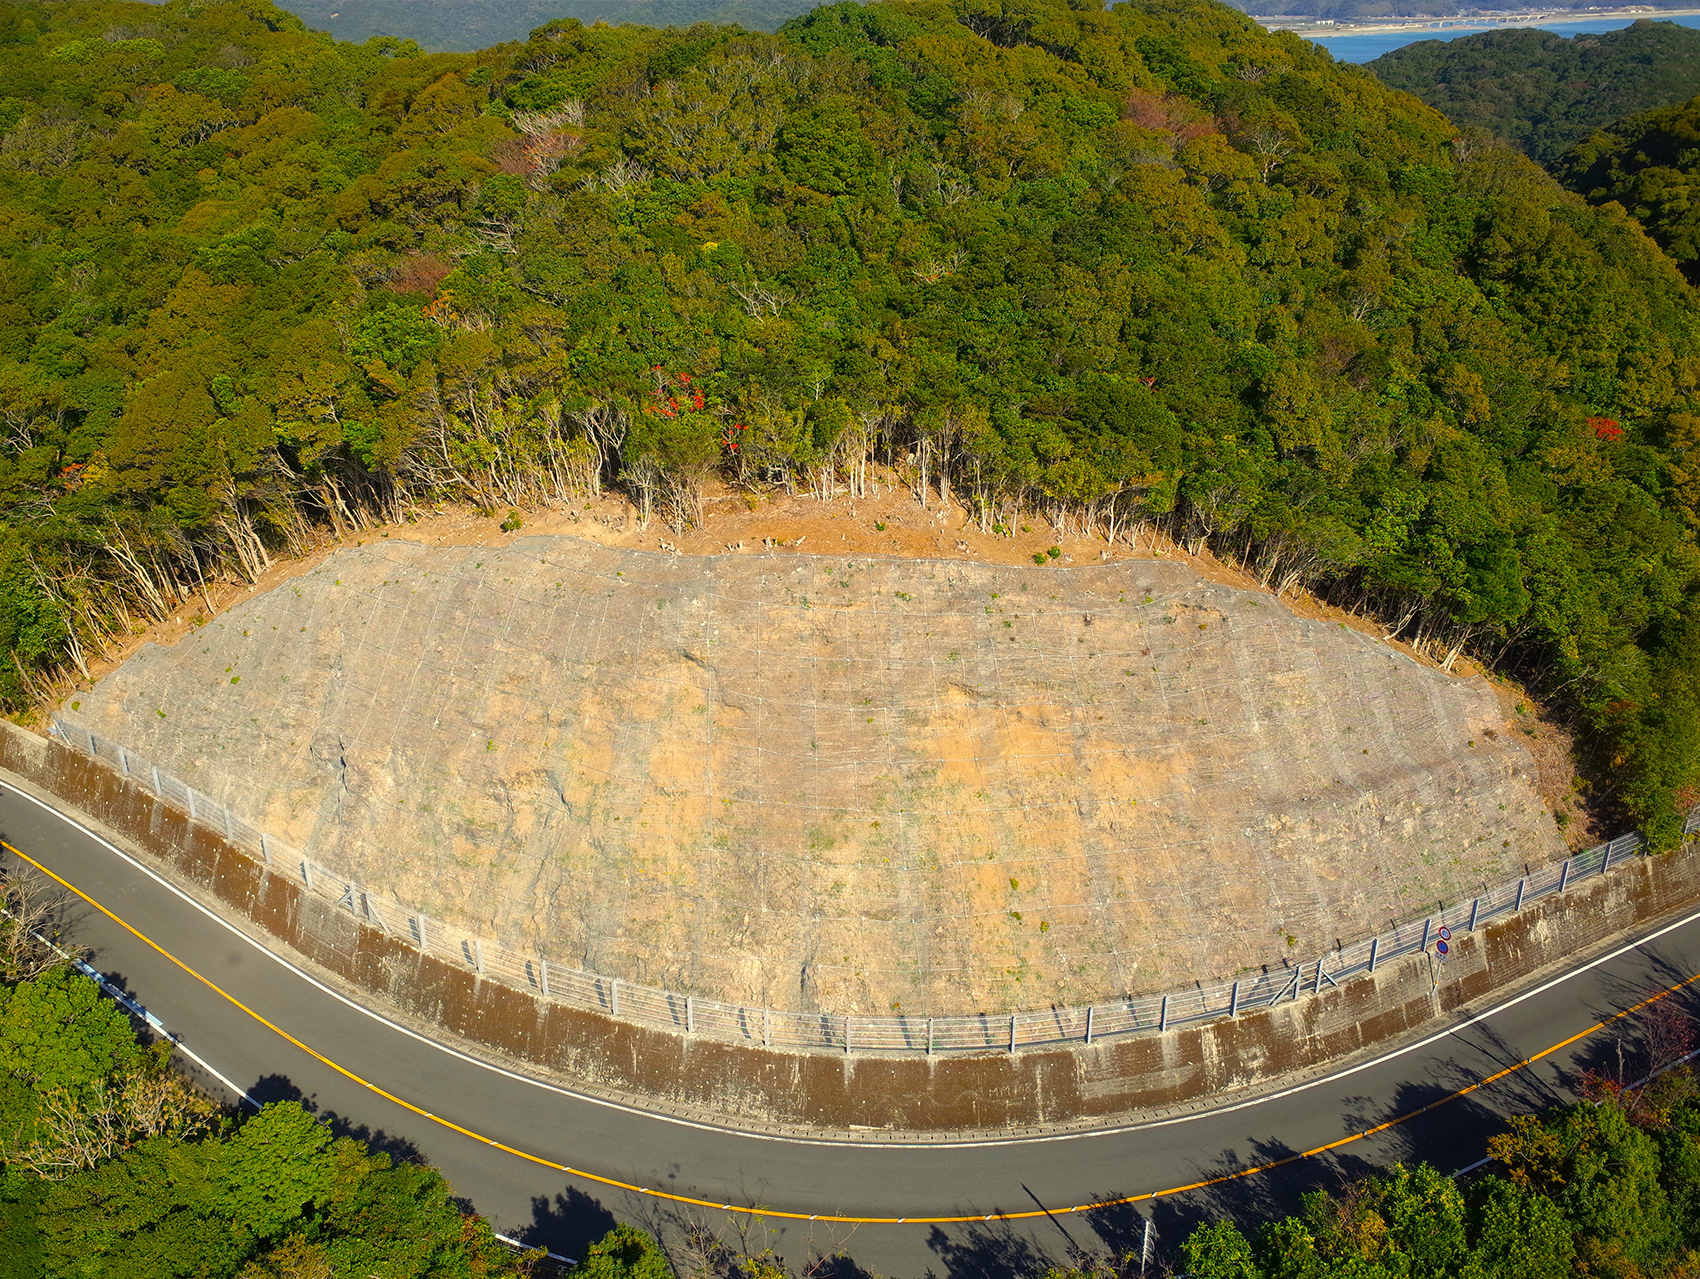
6, 836, 1692, 1225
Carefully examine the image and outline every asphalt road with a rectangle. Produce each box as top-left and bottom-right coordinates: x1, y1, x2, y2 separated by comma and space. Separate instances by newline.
2, 778, 1694, 1278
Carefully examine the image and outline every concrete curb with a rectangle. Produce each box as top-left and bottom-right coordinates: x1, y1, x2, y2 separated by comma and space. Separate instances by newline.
4, 716, 1695, 1135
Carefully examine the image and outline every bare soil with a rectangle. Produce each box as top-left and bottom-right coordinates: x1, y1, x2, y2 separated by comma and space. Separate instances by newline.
77, 472, 1481, 684
62, 475, 1574, 1015
60, 472, 1592, 841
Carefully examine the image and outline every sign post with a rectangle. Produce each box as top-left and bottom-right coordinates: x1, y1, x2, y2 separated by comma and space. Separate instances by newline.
1428, 927, 1452, 989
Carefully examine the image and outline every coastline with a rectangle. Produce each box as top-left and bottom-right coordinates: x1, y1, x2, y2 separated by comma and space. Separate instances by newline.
1263, 6, 1700, 39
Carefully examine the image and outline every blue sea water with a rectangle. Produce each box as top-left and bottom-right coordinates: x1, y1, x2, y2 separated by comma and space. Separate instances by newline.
1304, 12, 1700, 62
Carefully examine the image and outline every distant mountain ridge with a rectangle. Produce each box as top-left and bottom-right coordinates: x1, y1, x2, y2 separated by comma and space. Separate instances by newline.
275, 0, 1700, 58
1366, 18, 1700, 165
279, 0, 816, 49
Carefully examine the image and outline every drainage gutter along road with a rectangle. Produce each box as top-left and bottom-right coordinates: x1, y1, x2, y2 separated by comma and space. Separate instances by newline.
2, 779, 1694, 1276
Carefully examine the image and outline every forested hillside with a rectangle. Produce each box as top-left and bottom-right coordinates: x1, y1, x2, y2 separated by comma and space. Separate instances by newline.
2, 0, 1700, 841
1559, 95, 1700, 286
1242, 0, 1698, 20
278, 0, 815, 52
0, 877, 531, 1277
1164, 1043, 1700, 1279
1367, 20, 1700, 166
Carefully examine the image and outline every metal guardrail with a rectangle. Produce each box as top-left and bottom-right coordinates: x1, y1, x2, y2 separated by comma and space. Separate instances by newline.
48, 713, 1697, 1056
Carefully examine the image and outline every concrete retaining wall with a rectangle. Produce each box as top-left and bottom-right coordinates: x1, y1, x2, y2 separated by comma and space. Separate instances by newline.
3, 719, 1691, 1134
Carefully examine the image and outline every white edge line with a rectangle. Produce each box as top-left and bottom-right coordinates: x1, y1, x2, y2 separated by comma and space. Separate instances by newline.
5, 781, 1698, 1153
492, 1232, 575, 1264
165, 1030, 261, 1109
1628, 1042, 1700, 1090
37, 925, 263, 1110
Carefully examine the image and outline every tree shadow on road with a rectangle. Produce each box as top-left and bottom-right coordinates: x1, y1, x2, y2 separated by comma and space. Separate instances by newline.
517, 1186, 617, 1264
1080, 1195, 1150, 1259
1066, 1121, 1399, 1270
1583, 941, 1700, 1077
1127, 941, 1700, 1265
1322, 1018, 1557, 1174
248, 1072, 426, 1165
1339, 953, 1700, 1180
617, 1185, 882, 1278
922, 1218, 1060, 1279
808, 1255, 880, 1278
0, 856, 99, 973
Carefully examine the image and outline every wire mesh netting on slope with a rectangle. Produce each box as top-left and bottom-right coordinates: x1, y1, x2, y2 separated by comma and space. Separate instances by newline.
65, 537, 1565, 1018
53, 718, 1684, 1055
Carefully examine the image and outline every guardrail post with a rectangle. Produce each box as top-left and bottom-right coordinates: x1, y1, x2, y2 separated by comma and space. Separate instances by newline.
68, 719, 1665, 1062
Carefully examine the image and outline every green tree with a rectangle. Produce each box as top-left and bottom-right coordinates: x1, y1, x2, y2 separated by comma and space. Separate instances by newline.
1184, 1220, 1262, 1279
1368, 21, 1700, 166
571, 1223, 674, 1278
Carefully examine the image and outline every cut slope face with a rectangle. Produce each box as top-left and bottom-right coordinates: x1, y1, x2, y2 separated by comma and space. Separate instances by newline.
77, 538, 1561, 1014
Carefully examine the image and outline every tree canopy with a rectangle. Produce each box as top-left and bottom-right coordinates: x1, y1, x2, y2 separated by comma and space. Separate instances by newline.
282, 0, 819, 54
1157, 1059, 1700, 1279
0, 965, 528, 1278
2, 0, 1700, 840
1559, 94, 1700, 286
1368, 19, 1700, 166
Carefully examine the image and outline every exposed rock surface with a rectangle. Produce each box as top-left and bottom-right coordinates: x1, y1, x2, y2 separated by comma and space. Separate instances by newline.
76, 537, 1562, 1014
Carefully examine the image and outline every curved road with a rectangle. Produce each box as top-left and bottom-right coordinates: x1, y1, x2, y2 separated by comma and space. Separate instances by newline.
2, 778, 1694, 1277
